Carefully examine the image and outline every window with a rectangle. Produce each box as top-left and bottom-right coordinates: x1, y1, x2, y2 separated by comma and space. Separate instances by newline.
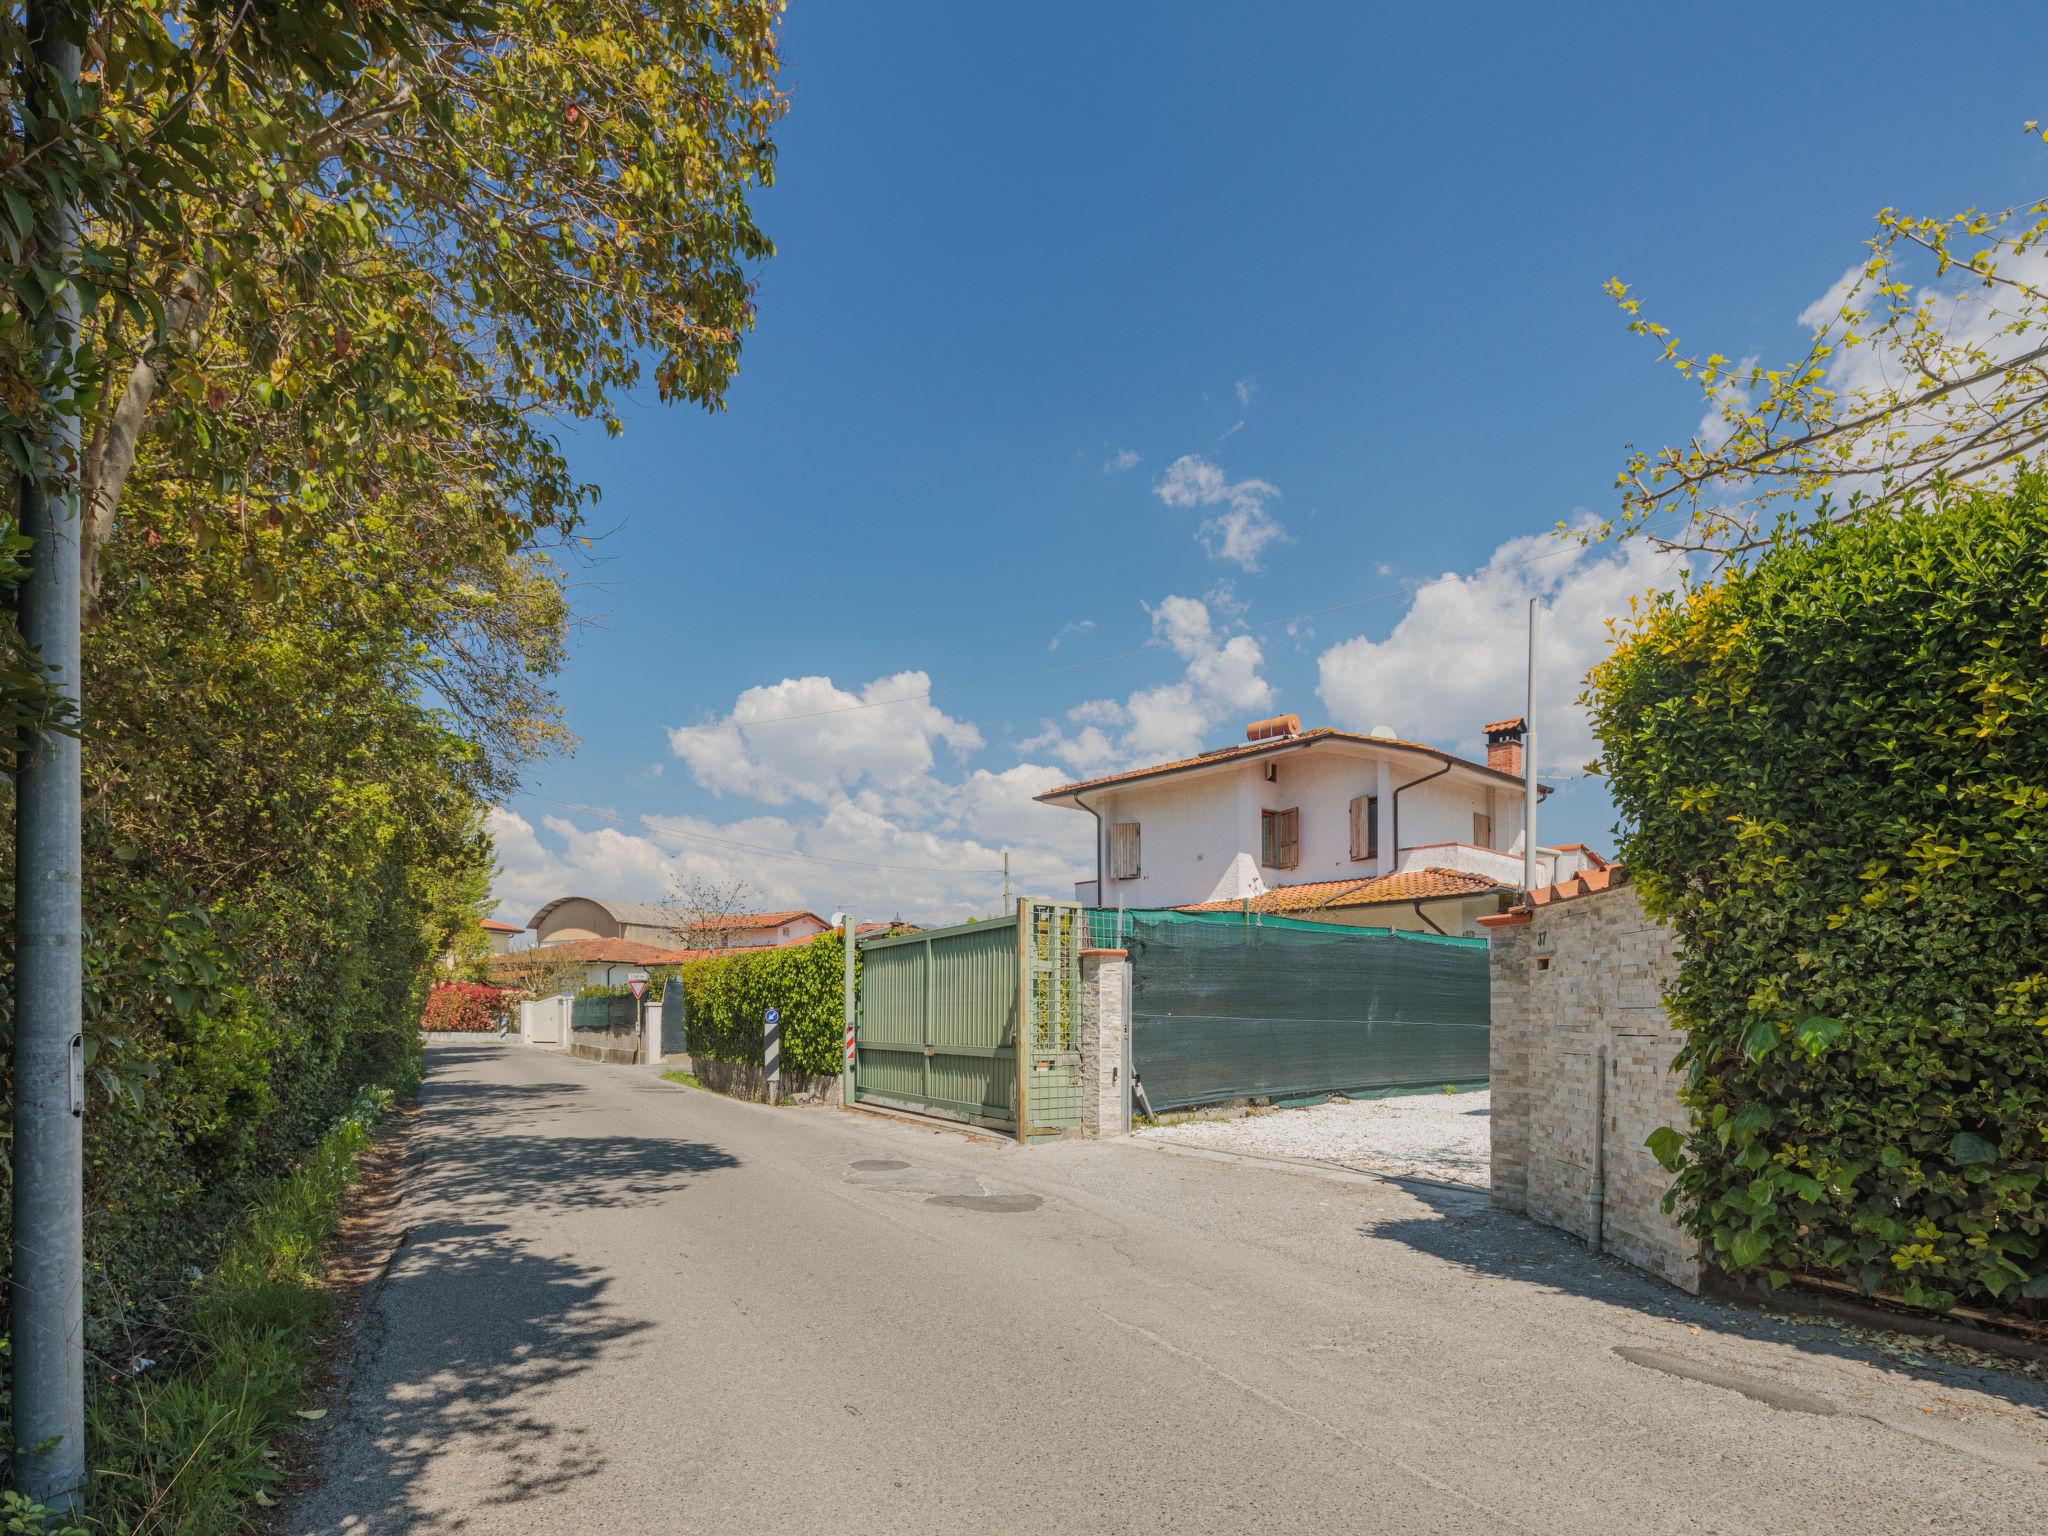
1261, 807, 1300, 869
1110, 821, 1141, 880
1473, 812, 1494, 849
1349, 794, 1379, 861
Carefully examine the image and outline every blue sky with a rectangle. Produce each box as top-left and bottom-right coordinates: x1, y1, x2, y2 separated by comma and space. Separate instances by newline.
488, 1, 2048, 925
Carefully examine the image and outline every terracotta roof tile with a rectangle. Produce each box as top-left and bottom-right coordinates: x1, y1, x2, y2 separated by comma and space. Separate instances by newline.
1176, 866, 1505, 915
1482, 716, 1526, 735
479, 918, 522, 933
1036, 726, 1542, 802
1520, 864, 1629, 911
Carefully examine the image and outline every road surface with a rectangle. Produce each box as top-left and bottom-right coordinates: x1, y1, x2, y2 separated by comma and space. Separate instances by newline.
293, 1042, 2048, 1534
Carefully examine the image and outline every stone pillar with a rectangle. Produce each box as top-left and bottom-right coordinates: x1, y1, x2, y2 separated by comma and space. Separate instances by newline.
643, 1000, 663, 1065
1079, 949, 1130, 1137
1486, 916, 1531, 1211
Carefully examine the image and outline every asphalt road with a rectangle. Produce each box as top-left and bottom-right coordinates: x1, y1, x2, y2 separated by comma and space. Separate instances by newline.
292, 1042, 2048, 1535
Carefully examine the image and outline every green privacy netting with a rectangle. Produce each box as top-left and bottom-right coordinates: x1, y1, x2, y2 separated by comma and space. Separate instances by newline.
1089, 909, 1490, 1111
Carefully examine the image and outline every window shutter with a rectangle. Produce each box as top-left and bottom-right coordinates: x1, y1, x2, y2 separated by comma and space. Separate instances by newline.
1351, 795, 1378, 860
1111, 822, 1141, 880
1261, 811, 1275, 866
1278, 808, 1300, 868
1473, 812, 1494, 849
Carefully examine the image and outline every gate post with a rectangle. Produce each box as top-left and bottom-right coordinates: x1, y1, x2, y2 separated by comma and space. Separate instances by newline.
1078, 946, 1130, 1137
840, 913, 857, 1106
1014, 897, 1032, 1143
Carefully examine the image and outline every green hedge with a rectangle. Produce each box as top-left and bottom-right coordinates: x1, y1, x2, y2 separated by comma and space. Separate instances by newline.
677, 934, 850, 1077
1588, 476, 2048, 1313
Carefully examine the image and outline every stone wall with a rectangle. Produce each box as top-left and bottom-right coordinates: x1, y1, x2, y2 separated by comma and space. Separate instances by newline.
1078, 949, 1131, 1137
569, 1021, 642, 1065
1488, 881, 1703, 1293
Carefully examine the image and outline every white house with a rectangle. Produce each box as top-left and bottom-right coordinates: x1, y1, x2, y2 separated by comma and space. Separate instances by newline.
1034, 714, 1604, 938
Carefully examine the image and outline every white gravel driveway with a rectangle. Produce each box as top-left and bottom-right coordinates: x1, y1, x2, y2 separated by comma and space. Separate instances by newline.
1134, 1089, 1492, 1187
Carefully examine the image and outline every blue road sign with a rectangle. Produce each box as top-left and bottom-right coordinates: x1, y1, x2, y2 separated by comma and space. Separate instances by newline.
764, 1007, 780, 1025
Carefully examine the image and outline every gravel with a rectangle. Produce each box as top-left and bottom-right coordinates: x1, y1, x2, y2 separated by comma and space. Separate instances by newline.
1134, 1088, 1493, 1187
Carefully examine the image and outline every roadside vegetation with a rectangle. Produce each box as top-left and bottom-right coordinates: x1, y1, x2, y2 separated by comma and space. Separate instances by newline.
1592, 476, 2048, 1316
0, 2, 787, 1526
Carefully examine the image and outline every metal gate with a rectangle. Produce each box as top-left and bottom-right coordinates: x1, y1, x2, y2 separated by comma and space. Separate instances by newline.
851, 899, 1082, 1139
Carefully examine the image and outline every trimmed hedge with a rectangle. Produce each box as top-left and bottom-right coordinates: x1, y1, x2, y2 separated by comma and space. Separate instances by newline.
676, 933, 850, 1077
1588, 476, 2048, 1314
422, 981, 512, 1032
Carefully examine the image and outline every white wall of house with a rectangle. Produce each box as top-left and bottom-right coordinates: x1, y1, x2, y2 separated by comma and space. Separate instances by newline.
1073, 740, 1585, 911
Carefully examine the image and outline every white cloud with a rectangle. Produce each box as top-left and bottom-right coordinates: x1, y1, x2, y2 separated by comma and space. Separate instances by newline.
668, 672, 982, 806
1154, 454, 1288, 570
1047, 618, 1096, 652
1314, 522, 1680, 771
1234, 375, 1258, 409
1022, 592, 1273, 769
1103, 446, 1141, 474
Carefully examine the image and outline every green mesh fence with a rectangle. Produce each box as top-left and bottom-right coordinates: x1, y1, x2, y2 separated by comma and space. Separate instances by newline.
1092, 909, 1490, 1110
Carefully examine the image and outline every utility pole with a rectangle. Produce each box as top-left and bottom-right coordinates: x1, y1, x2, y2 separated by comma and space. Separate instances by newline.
12, 2, 88, 1511
1001, 849, 1011, 911
1523, 596, 1539, 895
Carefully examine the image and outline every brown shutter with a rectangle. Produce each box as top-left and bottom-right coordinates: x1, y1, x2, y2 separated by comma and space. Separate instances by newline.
1277, 807, 1300, 869
1111, 822, 1141, 879
1351, 795, 1379, 860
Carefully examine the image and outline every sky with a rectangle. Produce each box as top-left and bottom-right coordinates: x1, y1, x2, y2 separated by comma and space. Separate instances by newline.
488, 1, 2048, 928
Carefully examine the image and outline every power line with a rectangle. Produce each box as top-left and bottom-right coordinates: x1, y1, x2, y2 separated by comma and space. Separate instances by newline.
522, 795, 1007, 877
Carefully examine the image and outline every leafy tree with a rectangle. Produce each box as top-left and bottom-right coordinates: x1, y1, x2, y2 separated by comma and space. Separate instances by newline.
1588, 477, 2048, 1312
664, 872, 757, 952
1605, 134, 2048, 556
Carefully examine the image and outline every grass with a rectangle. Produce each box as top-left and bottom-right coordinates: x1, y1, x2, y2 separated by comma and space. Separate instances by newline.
659, 1069, 703, 1090
83, 1081, 403, 1534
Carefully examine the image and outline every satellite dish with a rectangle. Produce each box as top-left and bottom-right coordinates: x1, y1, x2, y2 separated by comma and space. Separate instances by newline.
1370, 724, 1398, 739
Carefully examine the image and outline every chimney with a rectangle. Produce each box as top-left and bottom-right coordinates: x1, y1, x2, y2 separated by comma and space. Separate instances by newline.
1245, 713, 1301, 743
1484, 716, 1525, 776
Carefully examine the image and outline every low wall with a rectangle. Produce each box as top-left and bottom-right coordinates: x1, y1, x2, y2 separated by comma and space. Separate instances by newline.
570, 1021, 643, 1065
1488, 880, 1703, 1293
692, 1057, 842, 1106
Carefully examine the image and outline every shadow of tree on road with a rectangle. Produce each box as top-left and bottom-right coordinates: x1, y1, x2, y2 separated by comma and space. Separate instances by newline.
1364, 1183, 2048, 1419
289, 1049, 744, 1532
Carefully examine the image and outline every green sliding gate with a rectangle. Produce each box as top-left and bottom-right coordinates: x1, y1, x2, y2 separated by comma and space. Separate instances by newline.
851, 899, 1082, 1139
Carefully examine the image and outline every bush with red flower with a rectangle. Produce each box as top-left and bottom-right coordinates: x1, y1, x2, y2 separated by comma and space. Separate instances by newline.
422, 981, 513, 1034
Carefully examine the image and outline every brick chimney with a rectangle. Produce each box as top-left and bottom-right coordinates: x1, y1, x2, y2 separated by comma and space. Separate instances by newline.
1484, 716, 1525, 776
1245, 713, 1301, 743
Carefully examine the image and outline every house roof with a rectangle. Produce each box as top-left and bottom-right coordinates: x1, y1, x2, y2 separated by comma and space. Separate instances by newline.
479, 918, 522, 934
1176, 866, 1506, 915
1034, 727, 1547, 806
1475, 864, 1631, 928
525, 895, 826, 933
491, 937, 692, 970
1482, 716, 1526, 735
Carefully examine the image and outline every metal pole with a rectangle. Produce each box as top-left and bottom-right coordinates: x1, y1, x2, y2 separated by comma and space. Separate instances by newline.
1001, 850, 1010, 911
1590, 1044, 1608, 1255
840, 913, 857, 1106
1523, 596, 1539, 894
12, 5, 87, 1511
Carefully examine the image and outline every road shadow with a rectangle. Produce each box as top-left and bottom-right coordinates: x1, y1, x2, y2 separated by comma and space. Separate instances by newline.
1364, 1182, 2048, 1419
289, 1049, 745, 1531
408, 1072, 741, 1216
293, 1221, 652, 1531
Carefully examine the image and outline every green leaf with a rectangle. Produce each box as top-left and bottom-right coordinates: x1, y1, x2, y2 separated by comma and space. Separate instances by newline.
1645, 1126, 1685, 1173
1949, 1132, 1998, 1167
1728, 1228, 1773, 1268
1741, 1017, 1780, 1061
1792, 1013, 1847, 1056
